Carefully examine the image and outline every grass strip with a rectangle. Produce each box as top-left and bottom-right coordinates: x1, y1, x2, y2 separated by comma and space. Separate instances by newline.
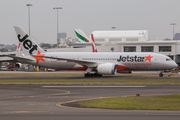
0, 78, 180, 85
0, 74, 83, 77
78, 94, 180, 110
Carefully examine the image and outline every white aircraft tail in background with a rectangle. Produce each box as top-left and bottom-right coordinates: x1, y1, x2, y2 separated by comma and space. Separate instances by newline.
74, 29, 97, 52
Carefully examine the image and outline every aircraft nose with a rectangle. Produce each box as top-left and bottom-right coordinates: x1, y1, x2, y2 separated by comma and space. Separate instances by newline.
172, 61, 178, 68
163, 60, 178, 70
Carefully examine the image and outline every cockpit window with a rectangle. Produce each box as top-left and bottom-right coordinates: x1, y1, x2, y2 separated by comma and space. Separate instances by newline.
166, 58, 172, 61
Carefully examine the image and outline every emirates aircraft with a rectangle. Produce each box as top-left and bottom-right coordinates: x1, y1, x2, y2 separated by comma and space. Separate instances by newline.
4, 26, 177, 77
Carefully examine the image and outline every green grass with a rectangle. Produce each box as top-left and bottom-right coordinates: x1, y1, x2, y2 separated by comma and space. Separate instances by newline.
0, 73, 179, 85
0, 73, 83, 77
0, 72, 161, 77
0, 78, 180, 85
78, 94, 180, 110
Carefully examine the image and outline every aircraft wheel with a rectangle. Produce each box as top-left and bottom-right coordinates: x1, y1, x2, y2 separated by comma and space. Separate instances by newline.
90, 74, 94, 77
84, 74, 87, 77
98, 74, 102, 77
84, 73, 89, 77
159, 73, 163, 77
93, 73, 102, 77
93, 73, 98, 77
85, 73, 93, 77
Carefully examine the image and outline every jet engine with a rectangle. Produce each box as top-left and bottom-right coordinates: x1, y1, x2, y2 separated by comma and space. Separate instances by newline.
97, 63, 117, 75
15, 63, 22, 68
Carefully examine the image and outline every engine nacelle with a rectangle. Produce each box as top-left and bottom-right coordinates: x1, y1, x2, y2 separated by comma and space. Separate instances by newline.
97, 63, 117, 75
15, 63, 22, 68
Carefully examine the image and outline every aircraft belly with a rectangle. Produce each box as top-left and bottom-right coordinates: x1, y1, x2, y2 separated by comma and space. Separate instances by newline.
18, 60, 37, 66
38, 61, 77, 69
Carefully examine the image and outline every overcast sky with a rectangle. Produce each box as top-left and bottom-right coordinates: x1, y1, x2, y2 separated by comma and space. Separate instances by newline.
1, 0, 180, 45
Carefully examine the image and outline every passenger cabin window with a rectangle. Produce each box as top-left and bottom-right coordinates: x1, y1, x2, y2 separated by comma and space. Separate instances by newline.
159, 46, 171, 52
141, 46, 154, 52
124, 46, 136, 52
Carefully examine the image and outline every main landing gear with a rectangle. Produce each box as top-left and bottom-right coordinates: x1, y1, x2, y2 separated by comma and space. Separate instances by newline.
84, 73, 102, 77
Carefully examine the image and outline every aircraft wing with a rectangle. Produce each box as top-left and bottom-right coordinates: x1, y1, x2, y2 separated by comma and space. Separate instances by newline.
32, 55, 98, 67
2, 54, 33, 62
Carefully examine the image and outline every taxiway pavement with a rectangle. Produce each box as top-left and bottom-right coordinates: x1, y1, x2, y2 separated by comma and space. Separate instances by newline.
0, 84, 180, 120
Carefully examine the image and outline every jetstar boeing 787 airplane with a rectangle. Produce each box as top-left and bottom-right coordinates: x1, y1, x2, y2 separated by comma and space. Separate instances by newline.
4, 26, 177, 77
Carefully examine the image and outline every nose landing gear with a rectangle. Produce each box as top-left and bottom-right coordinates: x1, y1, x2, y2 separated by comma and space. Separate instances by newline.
159, 71, 163, 77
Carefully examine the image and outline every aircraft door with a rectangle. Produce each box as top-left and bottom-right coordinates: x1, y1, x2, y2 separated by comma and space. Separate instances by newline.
153, 57, 159, 70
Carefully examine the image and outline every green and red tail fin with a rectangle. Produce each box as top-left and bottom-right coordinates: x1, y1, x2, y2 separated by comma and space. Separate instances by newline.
74, 29, 90, 43
74, 29, 97, 52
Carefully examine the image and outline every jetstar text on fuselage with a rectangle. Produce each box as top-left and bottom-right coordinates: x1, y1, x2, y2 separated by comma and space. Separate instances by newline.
117, 55, 145, 62
17, 34, 38, 54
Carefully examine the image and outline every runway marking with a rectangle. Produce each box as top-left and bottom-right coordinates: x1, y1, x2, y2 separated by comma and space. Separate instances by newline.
43, 85, 146, 88
0, 87, 71, 99
2, 111, 48, 114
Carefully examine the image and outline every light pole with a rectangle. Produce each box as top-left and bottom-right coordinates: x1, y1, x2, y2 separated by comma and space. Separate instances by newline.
26, 4, 33, 36
170, 23, 177, 40
112, 27, 116, 30
53, 7, 62, 48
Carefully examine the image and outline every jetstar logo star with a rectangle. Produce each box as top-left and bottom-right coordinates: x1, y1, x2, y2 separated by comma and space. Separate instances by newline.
32, 50, 45, 64
144, 55, 153, 62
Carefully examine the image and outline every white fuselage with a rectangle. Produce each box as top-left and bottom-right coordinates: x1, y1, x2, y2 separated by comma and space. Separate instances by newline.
20, 52, 177, 71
